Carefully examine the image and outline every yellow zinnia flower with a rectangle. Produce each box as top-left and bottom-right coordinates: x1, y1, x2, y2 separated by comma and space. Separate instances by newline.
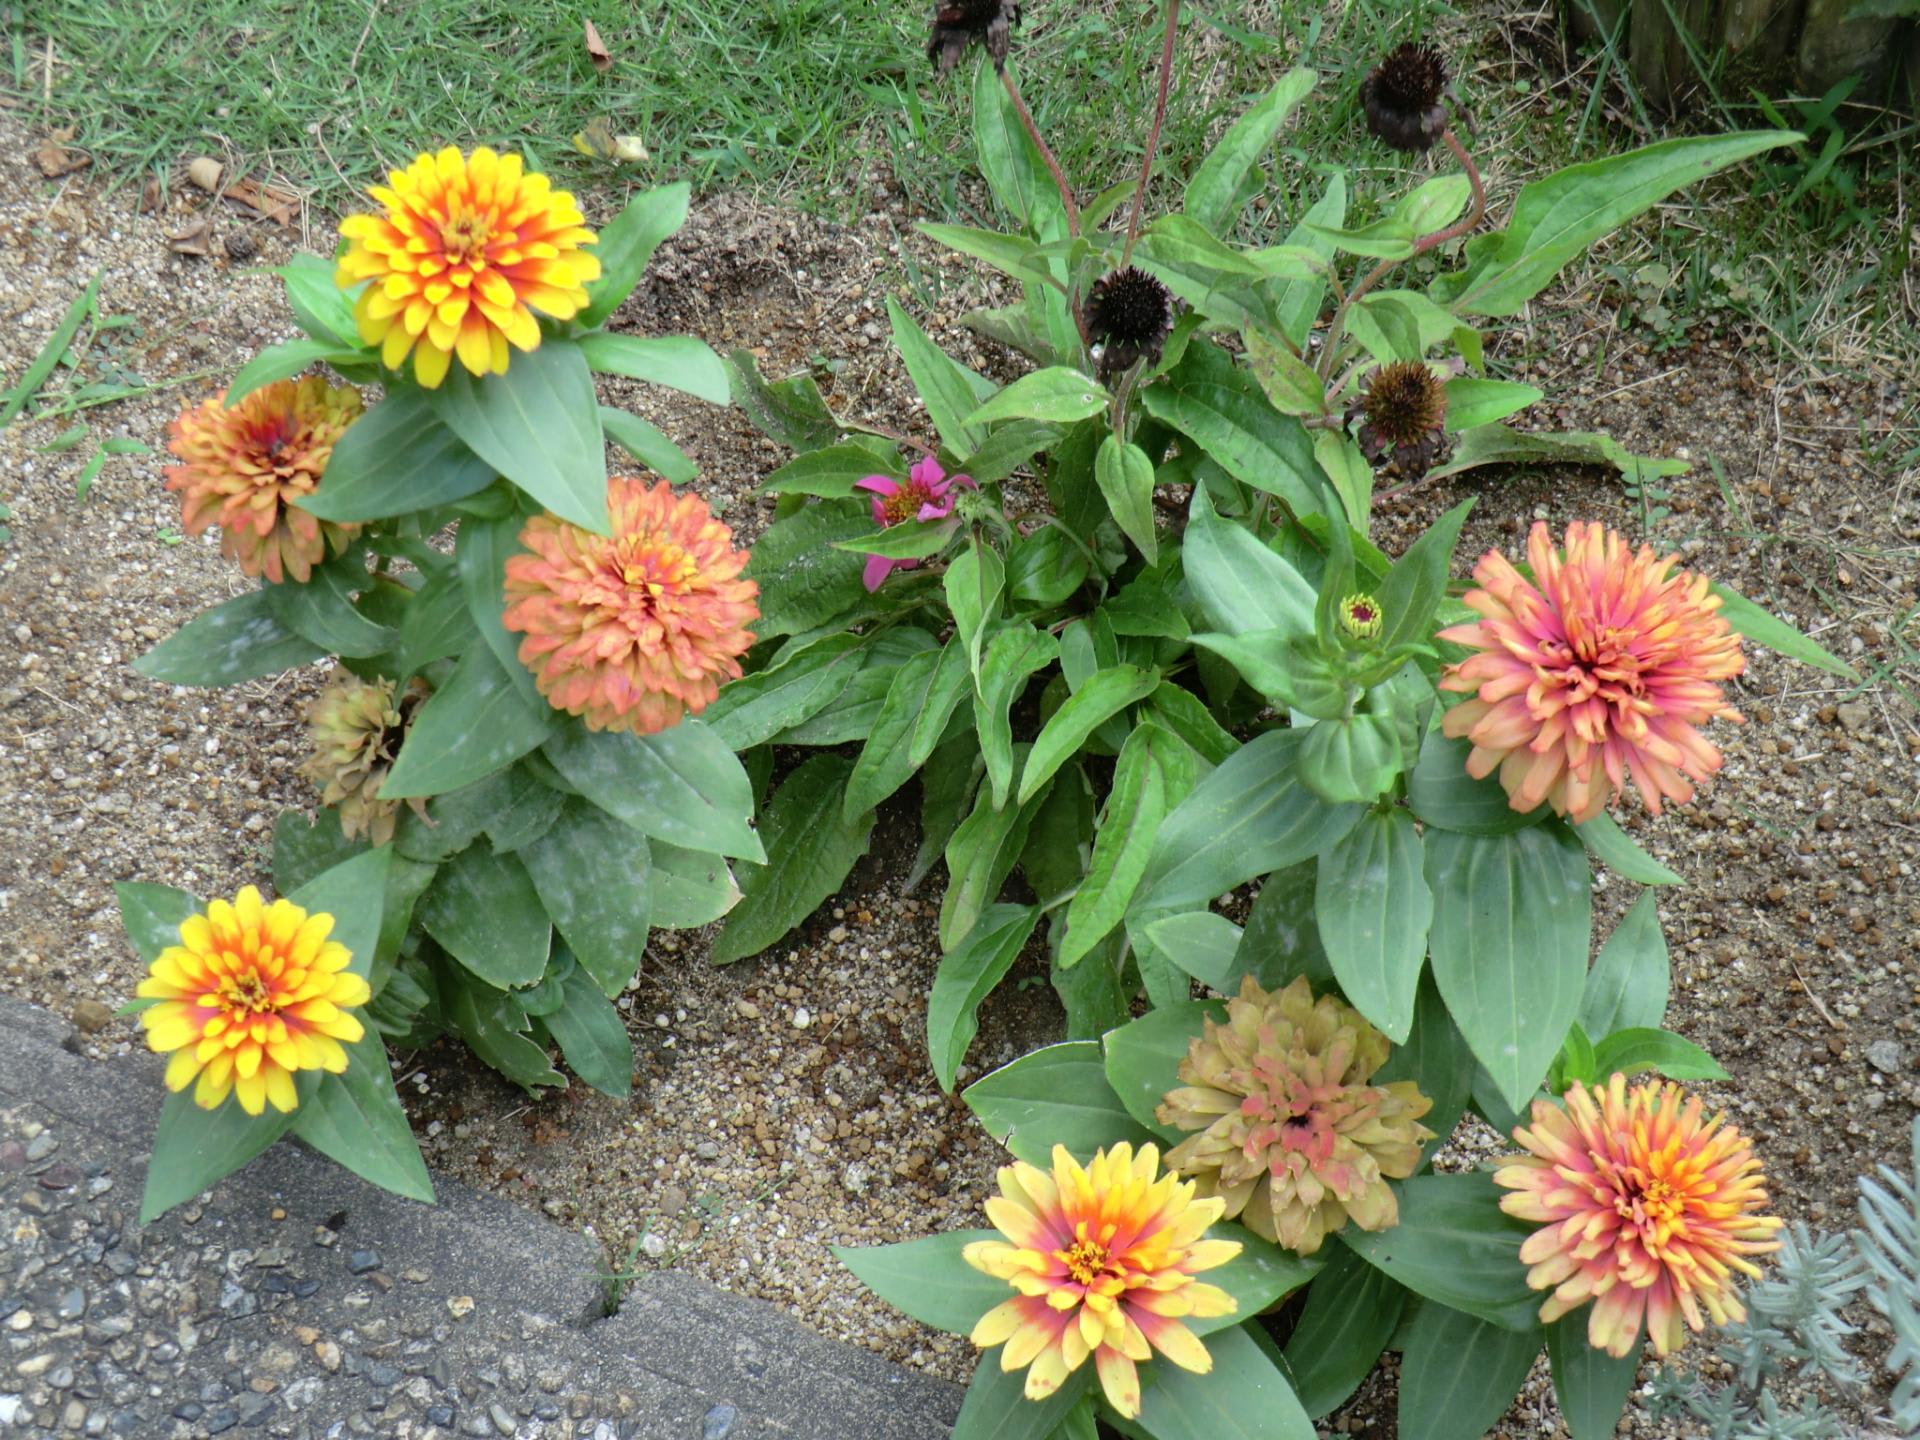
963, 1142, 1240, 1419
336, 146, 600, 388
137, 886, 370, 1116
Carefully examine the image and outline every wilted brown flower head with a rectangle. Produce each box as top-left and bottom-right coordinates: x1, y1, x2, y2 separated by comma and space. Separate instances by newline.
1086, 266, 1174, 381
300, 671, 428, 845
1358, 360, 1449, 478
1157, 976, 1434, 1255
1361, 43, 1448, 153
929, 0, 1020, 73
165, 378, 363, 583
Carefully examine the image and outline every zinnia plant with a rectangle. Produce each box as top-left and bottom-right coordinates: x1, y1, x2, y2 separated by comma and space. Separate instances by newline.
129, 154, 757, 1217
1496, 1074, 1784, 1358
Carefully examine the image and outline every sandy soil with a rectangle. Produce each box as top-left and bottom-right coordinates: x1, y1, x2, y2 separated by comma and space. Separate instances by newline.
3, 96, 1917, 1437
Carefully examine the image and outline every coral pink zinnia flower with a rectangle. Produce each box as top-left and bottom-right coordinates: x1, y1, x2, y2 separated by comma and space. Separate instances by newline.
501, 477, 757, 735
1495, 1074, 1783, 1359
964, 1142, 1240, 1419
164, 378, 363, 584
855, 455, 975, 591
1437, 520, 1744, 823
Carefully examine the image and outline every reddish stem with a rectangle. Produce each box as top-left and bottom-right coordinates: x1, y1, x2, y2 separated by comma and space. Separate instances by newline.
1000, 66, 1079, 238
1122, 0, 1180, 267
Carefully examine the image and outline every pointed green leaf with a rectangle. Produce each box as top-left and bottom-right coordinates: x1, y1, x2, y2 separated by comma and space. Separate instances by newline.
577, 332, 728, 404
833, 1230, 1009, 1336
1444, 377, 1544, 432
1281, 1243, 1406, 1418
543, 719, 763, 862
1060, 724, 1175, 967
946, 540, 1006, 679
416, 845, 552, 990
1181, 488, 1316, 639
1407, 727, 1547, 836
380, 643, 555, 799
962, 1041, 1156, 1166
116, 882, 202, 964
1337, 1171, 1540, 1329
134, 588, 325, 687
713, 754, 874, 963
1548, 1315, 1641, 1438
966, 367, 1108, 428
543, 962, 634, 1097
302, 388, 497, 525
598, 405, 697, 484
580, 182, 690, 327
1094, 435, 1157, 561
1018, 665, 1157, 805
1101, 1000, 1224, 1140
888, 295, 995, 454
441, 972, 564, 1090
928, 904, 1042, 1091
290, 1035, 434, 1203
1398, 1303, 1543, 1440
1134, 1322, 1317, 1440
1316, 808, 1430, 1043
1184, 68, 1316, 231
1579, 892, 1670, 1036
973, 623, 1061, 809
519, 798, 652, 997
1575, 811, 1682, 885
742, 498, 872, 638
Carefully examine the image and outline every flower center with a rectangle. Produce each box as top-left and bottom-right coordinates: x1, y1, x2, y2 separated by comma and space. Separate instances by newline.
880, 483, 933, 527
439, 209, 494, 266
616, 537, 700, 605
219, 966, 280, 1018
1058, 1237, 1114, 1287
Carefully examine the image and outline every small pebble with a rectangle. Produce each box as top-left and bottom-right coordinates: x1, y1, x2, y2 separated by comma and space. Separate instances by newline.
346, 1248, 382, 1275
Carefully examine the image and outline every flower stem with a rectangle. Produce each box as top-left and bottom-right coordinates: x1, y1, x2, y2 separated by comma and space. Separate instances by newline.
1000, 66, 1079, 239
1318, 126, 1488, 383
1122, 0, 1180, 268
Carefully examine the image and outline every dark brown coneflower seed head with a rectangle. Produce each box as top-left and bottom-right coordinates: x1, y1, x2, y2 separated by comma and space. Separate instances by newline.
1361, 43, 1449, 153
1358, 361, 1450, 478
1086, 267, 1174, 380
928, 0, 1021, 73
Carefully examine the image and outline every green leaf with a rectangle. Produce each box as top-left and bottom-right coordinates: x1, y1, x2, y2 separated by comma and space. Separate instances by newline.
970, 54, 1064, 231
961, 419, 1063, 486
542, 962, 634, 1097
1019, 665, 1157, 806
577, 332, 729, 405
580, 181, 690, 327
833, 1230, 1009, 1337
1305, 215, 1416, 259
1181, 488, 1316, 639
1575, 811, 1682, 885
277, 254, 359, 348
648, 840, 741, 928
962, 1042, 1157, 1166
1060, 724, 1177, 968
1579, 892, 1670, 1037
1337, 1171, 1540, 1329
1712, 581, 1856, 678
1425, 824, 1591, 1113
700, 634, 868, 750
441, 971, 564, 1090
1244, 327, 1325, 417
519, 798, 652, 997
1548, 1314, 1641, 1438
724, 348, 841, 451
1313, 430, 1371, 526
1147, 685, 1238, 766
953, 1361, 1089, 1440
1434, 131, 1799, 315
1407, 727, 1546, 836
888, 296, 994, 454
835, 517, 953, 561
285, 848, 392, 978
454, 506, 545, 709
742, 499, 872, 638
290, 1033, 434, 1203
116, 882, 201, 964
2, 269, 100, 426
1140, 912, 1243, 991
1377, 972, 1475, 1158
1139, 345, 1324, 518
134, 587, 325, 686
416, 845, 552, 989
1394, 173, 1474, 234
1397, 1303, 1543, 1440
428, 339, 609, 534
843, 647, 945, 820
1184, 68, 1315, 231
1007, 525, 1089, 607
967, 367, 1108, 428
484, 766, 567, 852
912, 733, 985, 891
713, 755, 874, 963
1135, 1325, 1317, 1439
1297, 710, 1402, 805
917, 222, 1048, 284
776, 628, 937, 746
224, 338, 365, 408
941, 748, 1050, 950
395, 571, 477, 681
1101, 1000, 1222, 1140
946, 539, 1006, 679
598, 405, 697, 484
757, 443, 900, 498
1136, 729, 1362, 914
1590, 1026, 1728, 1082
974, 623, 1061, 809
1270, 174, 1346, 350
380, 643, 555, 799
141, 1078, 310, 1222
928, 904, 1042, 1091
1444, 377, 1543, 432
543, 720, 763, 862
1376, 499, 1473, 654
1427, 423, 1689, 489
1197, 1225, 1325, 1337
1238, 862, 1335, 992
1281, 1244, 1406, 1418
1316, 808, 1430, 1043
1094, 435, 1157, 562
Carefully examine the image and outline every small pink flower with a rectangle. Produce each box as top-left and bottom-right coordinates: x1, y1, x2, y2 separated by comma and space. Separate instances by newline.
854, 455, 975, 591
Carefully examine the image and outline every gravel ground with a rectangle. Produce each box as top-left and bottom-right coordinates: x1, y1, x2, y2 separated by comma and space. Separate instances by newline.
3, 97, 1918, 1437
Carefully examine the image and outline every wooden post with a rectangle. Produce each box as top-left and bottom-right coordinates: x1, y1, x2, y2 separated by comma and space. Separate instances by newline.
1629, 0, 1712, 110
1797, 0, 1901, 94
1720, 0, 1805, 74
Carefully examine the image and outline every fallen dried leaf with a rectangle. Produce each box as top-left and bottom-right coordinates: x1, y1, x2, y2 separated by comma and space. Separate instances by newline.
34, 131, 91, 179
570, 116, 647, 165
186, 156, 225, 192
224, 177, 299, 228
583, 19, 613, 72
167, 218, 213, 257
140, 176, 163, 213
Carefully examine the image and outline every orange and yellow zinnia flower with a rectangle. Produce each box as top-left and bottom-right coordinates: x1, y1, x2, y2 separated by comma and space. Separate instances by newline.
336, 146, 600, 388
501, 476, 758, 735
136, 886, 370, 1117
164, 378, 363, 584
1438, 520, 1744, 823
963, 1142, 1240, 1419
1494, 1074, 1783, 1358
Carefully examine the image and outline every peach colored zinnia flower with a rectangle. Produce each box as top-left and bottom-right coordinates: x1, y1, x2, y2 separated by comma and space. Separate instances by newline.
137, 886, 370, 1117
1438, 520, 1744, 823
1495, 1074, 1783, 1358
336, 146, 600, 388
164, 378, 363, 583
501, 476, 758, 735
965, 1142, 1240, 1419
1157, 976, 1433, 1255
